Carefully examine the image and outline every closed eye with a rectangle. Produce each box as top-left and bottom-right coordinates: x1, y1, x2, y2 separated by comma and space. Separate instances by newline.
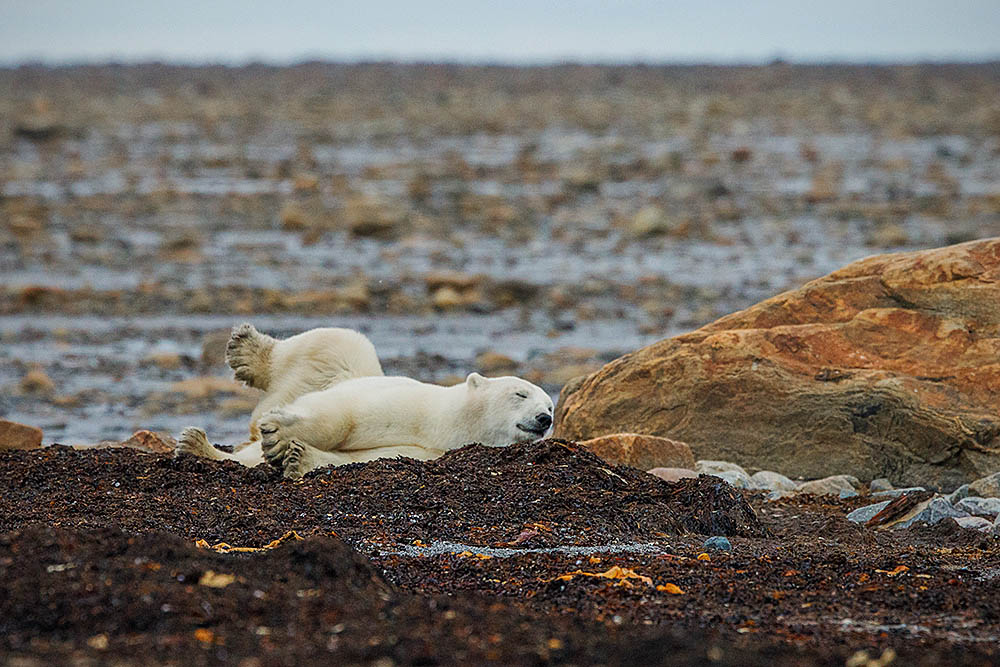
515, 392, 528, 399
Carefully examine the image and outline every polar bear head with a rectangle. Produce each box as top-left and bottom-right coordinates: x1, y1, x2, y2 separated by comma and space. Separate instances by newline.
465, 372, 554, 446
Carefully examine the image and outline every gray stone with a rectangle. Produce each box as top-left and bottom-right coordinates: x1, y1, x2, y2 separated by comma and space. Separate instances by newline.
749, 470, 798, 493
839, 488, 858, 499
969, 473, 1000, 499
869, 478, 893, 492
703, 536, 732, 552
711, 470, 752, 489
871, 487, 926, 499
954, 516, 994, 533
955, 497, 1000, 517
896, 497, 969, 529
796, 474, 860, 497
946, 484, 971, 505
696, 460, 749, 477
847, 500, 892, 524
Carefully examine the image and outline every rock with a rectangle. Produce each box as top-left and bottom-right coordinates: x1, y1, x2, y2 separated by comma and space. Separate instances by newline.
946, 484, 971, 505
579, 433, 696, 470
896, 497, 969, 529
953, 516, 994, 532
703, 536, 732, 552
0, 420, 43, 450
839, 488, 859, 499
628, 205, 685, 238
869, 478, 893, 492
871, 487, 926, 498
696, 460, 748, 477
169, 376, 252, 399
749, 470, 798, 492
121, 430, 176, 454
969, 473, 1000, 498
475, 351, 518, 374
20, 366, 55, 395
555, 239, 1000, 489
847, 501, 893, 524
955, 497, 1000, 517
796, 475, 860, 497
711, 470, 752, 489
648, 467, 698, 483
432, 286, 464, 310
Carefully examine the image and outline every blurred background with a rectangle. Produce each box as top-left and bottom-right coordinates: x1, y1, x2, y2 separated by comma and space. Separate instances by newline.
1, 1, 998, 444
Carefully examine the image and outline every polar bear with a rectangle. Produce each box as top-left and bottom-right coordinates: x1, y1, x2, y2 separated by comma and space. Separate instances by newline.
175, 324, 554, 478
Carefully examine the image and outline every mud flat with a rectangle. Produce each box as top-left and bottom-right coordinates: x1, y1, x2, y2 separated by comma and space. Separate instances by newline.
1, 441, 999, 665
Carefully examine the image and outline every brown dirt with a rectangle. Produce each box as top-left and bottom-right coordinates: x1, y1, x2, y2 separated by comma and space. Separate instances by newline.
1, 441, 999, 665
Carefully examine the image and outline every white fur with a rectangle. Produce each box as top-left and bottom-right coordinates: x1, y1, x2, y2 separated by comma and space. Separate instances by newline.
177, 326, 553, 478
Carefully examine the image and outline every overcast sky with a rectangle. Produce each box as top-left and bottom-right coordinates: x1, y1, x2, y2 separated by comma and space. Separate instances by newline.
2, 0, 998, 65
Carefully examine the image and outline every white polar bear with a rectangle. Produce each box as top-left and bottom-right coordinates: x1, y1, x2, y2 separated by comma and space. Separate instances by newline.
175, 324, 554, 478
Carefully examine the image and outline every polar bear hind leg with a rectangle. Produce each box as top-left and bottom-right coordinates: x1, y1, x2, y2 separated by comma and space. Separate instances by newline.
226, 323, 276, 390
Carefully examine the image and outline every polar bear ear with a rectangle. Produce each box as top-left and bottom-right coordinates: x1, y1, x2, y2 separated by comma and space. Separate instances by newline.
465, 372, 486, 389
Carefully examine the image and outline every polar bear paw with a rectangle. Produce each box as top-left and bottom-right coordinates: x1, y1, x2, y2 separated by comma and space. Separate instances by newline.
259, 409, 307, 478
175, 427, 223, 461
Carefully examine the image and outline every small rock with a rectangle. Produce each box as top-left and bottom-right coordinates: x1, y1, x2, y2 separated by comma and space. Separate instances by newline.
647, 467, 698, 483
795, 474, 860, 497
869, 478, 893, 492
969, 473, 1000, 499
121, 430, 176, 454
20, 366, 55, 395
955, 497, 1000, 517
703, 536, 732, 553
897, 497, 969, 529
475, 351, 518, 374
839, 488, 859, 499
871, 487, 926, 499
847, 500, 893, 524
953, 516, 994, 533
695, 460, 748, 477
749, 470, 798, 493
712, 470, 752, 489
580, 433, 696, 470
0, 419, 43, 450
946, 484, 971, 505
432, 286, 464, 310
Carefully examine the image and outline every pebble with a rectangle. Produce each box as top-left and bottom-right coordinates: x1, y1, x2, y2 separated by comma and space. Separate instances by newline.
846, 500, 892, 524
953, 516, 994, 533
749, 470, 798, 493
869, 478, 893, 492
955, 497, 1000, 517
839, 488, 859, 499
871, 487, 926, 498
969, 473, 1000, 499
703, 536, 732, 553
695, 460, 748, 477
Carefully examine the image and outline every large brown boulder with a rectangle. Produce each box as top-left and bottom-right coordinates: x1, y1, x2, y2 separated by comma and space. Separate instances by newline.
555, 238, 1000, 489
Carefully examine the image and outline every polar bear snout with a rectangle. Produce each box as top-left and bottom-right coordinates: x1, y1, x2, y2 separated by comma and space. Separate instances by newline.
516, 412, 552, 438
535, 413, 552, 430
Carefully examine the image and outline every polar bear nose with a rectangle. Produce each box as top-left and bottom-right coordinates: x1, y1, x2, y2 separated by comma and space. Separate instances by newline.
535, 413, 552, 429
